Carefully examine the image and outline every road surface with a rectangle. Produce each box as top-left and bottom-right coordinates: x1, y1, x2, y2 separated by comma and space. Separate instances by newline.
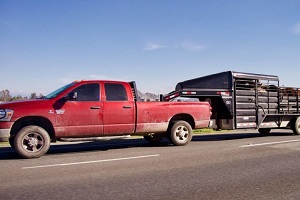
1, 130, 300, 200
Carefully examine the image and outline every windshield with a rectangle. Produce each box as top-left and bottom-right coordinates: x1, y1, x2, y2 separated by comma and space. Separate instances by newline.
45, 83, 76, 99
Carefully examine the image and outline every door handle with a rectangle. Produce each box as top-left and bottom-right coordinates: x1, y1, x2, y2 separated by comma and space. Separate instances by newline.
123, 106, 132, 109
90, 106, 101, 109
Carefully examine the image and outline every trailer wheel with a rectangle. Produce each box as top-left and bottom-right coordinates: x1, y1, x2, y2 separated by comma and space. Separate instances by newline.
14, 125, 50, 159
292, 117, 300, 135
168, 121, 193, 146
258, 128, 271, 135
144, 134, 164, 144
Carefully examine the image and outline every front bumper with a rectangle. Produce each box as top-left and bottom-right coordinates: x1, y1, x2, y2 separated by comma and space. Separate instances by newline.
0, 129, 10, 142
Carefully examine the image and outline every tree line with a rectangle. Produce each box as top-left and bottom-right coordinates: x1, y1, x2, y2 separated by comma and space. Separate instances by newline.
0, 89, 43, 102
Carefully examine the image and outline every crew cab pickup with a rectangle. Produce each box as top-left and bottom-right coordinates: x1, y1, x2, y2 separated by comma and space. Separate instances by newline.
0, 80, 211, 158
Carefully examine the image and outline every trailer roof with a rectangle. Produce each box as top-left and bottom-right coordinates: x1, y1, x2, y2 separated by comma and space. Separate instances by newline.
175, 71, 279, 90
231, 71, 279, 81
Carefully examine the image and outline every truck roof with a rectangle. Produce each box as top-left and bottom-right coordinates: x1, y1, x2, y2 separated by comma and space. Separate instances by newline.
72, 80, 130, 84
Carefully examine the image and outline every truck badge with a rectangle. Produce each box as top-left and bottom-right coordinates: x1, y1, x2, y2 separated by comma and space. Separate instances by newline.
55, 109, 65, 115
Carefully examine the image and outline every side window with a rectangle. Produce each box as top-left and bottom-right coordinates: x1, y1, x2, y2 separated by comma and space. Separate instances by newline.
105, 83, 128, 101
71, 83, 100, 101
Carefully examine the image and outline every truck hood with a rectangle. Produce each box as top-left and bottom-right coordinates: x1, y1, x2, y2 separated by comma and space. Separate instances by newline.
0, 99, 56, 122
0, 99, 52, 109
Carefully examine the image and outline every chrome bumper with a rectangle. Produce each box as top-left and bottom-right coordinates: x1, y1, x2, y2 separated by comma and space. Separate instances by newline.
0, 129, 10, 142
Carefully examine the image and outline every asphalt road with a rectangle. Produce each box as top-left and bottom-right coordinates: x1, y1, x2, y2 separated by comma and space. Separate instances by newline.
1, 130, 300, 200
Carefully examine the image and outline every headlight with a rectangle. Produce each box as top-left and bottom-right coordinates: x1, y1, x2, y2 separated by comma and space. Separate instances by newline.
0, 109, 14, 121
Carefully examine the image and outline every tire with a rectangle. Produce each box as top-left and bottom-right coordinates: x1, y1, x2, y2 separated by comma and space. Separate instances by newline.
14, 125, 50, 159
292, 117, 300, 135
9, 136, 15, 149
168, 121, 193, 146
258, 128, 271, 135
144, 134, 164, 144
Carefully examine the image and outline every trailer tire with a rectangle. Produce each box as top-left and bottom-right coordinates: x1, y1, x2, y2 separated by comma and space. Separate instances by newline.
144, 134, 164, 144
168, 121, 193, 146
258, 128, 271, 135
292, 117, 300, 135
14, 125, 50, 159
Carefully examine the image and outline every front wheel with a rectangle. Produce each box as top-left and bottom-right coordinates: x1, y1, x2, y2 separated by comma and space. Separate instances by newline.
292, 117, 300, 135
9, 136, 15, 149
14, 125, 50, 159
168, 121, 193, 146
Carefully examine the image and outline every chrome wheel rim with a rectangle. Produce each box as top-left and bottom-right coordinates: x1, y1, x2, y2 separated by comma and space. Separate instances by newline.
175, 125, 189, 142
22, 132, 44, 152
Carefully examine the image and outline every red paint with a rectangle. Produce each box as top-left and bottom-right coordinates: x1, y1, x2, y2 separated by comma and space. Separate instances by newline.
0, 80, 211, 141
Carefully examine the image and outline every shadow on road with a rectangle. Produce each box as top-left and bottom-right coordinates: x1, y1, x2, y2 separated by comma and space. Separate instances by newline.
0, 138, 171, 160
192, 131, 295, 142
0, 131, 296, 160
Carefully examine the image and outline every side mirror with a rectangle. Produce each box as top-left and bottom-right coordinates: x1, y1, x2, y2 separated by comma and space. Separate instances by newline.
66, 92, 78, 101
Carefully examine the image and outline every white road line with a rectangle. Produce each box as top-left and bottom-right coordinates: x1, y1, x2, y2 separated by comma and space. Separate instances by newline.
22, 154, 160, 170
240, 139, 300, 148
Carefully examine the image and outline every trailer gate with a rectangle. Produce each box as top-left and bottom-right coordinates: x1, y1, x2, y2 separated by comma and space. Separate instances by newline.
234, 78, 279, 129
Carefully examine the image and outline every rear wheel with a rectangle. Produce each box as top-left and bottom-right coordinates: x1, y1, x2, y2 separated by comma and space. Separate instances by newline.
14, 125, 50, 159
168, 121, 193, 146
258, 128, 271, 135
292, 117, 300, 135
144, 134, 164, 144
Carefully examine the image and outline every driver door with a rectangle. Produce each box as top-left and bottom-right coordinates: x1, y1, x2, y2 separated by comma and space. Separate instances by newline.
54, 83, 104, 137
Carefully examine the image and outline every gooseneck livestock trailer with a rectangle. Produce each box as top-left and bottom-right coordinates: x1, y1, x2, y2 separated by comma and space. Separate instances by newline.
163, 71, 300, 134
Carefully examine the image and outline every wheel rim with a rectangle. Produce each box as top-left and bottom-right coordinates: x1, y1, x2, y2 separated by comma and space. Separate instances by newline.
175, 125, 189, 142
22, 132, 44, 152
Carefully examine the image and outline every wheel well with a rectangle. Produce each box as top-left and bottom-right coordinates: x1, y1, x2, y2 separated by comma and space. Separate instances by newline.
168, 114, 195, 130
10, 116, 55, 141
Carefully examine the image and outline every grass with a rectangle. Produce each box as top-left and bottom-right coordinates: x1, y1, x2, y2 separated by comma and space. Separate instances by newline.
193, 128, 232, 134
0, 141, 9, 147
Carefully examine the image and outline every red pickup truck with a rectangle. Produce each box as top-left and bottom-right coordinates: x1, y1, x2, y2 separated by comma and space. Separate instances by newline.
0, 80, 211, 158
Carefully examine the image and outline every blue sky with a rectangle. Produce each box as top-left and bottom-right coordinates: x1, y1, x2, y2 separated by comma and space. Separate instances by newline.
1, 0, 300, 96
